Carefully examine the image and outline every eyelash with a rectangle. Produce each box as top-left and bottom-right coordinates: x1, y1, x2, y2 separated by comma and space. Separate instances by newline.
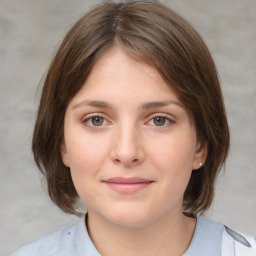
82, 114, 109, 129
82, 113, 174, 129
147, 114, 174, 127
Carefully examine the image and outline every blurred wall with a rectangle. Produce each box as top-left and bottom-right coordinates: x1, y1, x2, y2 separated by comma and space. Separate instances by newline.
1, 0, 255, 255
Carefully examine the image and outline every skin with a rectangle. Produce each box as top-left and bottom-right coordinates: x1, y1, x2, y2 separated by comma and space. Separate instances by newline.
61, 46, 207, 255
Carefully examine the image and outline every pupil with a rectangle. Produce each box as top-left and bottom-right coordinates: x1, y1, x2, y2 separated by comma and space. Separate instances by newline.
92, 117, 103, 126
154, 117, 165, 126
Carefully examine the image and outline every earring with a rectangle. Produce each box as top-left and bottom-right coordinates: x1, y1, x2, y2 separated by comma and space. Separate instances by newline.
199, 163, 203, 167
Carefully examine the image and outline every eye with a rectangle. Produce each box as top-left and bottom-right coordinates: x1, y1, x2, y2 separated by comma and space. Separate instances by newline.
91, 116, 104, 126
153, 116, 166, 126
148, 115, 173, 127
82, 115, 108, 127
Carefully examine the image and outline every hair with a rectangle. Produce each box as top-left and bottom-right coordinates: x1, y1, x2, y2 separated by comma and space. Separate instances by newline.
32, 0, 230, 216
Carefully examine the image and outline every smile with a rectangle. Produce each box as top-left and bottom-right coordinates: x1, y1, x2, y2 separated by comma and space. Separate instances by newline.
103, 177, 154, 194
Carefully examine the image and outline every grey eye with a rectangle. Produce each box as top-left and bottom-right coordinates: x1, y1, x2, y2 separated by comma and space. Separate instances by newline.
153, 117, 166, 126
91, 116, 104, 126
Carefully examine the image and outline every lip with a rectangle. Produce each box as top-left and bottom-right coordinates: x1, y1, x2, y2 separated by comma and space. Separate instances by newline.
103, 177, 154, 193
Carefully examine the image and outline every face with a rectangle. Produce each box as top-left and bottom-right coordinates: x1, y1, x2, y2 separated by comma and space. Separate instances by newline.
61, 47, 207, 228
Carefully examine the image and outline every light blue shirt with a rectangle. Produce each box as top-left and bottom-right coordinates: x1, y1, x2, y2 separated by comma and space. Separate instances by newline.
11, 215, 255, 256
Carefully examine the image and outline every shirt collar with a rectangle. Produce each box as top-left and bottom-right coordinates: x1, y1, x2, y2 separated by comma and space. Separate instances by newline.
75, 214, 224, 256
183, 215, 224, 256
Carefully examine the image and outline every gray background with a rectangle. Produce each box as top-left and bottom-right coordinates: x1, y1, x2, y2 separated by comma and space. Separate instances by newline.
1, 0, 255, 255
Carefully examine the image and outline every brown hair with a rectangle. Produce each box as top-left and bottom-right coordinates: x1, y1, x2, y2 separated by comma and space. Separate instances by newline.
32, 0, 230, 215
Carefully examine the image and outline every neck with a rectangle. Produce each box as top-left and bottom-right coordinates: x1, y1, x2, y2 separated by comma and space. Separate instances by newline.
86, 210, 196, 256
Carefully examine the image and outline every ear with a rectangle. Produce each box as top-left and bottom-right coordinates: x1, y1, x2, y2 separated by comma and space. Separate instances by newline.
60, 143, 70, 167
192, 140, 208, 170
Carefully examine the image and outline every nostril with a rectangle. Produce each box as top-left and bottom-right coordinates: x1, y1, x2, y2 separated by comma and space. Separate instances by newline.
112, 157, 139, 166
114, 159, 121, 163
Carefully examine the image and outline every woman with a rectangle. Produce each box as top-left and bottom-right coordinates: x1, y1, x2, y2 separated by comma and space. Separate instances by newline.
11, 1, 256, 255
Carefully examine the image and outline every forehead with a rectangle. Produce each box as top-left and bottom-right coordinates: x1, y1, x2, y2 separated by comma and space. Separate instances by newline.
69, 46, 181, 107
89, 47, 162, 84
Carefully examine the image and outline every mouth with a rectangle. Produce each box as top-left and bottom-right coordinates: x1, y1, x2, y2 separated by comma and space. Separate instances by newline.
103, 177, 154, 194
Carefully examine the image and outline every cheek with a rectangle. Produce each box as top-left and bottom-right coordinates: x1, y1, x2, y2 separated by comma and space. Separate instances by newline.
148, 133, 196, 189
150, 135, 196, 169
66, 132, 110, 181
66, 135, 110, 203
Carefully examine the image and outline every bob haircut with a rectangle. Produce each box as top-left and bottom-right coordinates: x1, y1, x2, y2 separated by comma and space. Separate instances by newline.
32, 0, 230, 216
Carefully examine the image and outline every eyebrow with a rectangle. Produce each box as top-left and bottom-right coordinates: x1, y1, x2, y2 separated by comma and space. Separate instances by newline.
141, 100, 182, 109
72, 100, 114, 109
72, 100, 182, 110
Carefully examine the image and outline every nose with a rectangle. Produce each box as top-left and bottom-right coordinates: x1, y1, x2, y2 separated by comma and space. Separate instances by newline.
110, 124, 145, 167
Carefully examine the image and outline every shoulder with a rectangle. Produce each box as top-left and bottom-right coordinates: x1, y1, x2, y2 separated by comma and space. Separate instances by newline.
10, 224, 77, 256
190, 216, 256, 256
223, 225, 256, 256
11, 215, 101, 256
